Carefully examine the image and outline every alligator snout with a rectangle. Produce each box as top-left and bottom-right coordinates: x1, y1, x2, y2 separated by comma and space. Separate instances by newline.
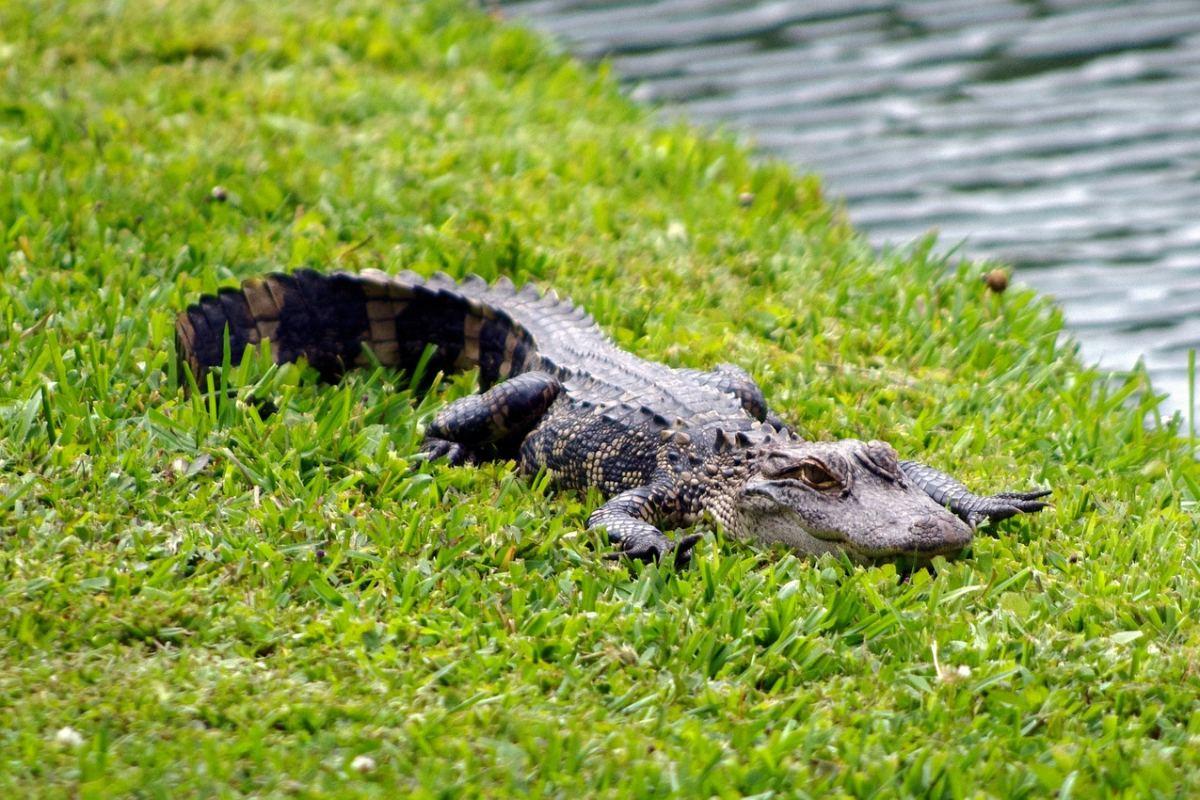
906, 513, 973, 555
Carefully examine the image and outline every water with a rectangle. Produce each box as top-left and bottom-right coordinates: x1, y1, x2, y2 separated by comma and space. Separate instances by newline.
500, 0, 1200, 413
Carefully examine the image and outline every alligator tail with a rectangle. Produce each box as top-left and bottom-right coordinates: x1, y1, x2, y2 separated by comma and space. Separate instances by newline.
175, 269, 539, 390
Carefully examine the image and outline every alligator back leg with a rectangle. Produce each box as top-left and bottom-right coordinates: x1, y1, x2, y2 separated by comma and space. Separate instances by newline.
422, 371, 562, 465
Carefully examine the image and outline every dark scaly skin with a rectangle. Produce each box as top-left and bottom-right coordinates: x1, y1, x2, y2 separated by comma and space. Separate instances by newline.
177, 269, 1050, 567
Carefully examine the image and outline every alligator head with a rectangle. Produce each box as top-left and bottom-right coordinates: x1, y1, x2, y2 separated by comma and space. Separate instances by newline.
731, 439, 973, 561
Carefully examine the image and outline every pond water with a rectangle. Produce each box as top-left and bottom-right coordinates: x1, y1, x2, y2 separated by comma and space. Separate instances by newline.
501, 0, 1200, 415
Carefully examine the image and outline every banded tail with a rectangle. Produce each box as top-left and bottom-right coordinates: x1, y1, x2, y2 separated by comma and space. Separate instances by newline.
175, 269, 548, 389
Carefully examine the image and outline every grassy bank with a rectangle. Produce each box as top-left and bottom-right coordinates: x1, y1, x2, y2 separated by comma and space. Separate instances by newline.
2, 1, 1198, 796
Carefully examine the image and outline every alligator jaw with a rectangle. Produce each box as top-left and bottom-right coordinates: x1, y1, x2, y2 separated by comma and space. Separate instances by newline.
744, 509, 974, 562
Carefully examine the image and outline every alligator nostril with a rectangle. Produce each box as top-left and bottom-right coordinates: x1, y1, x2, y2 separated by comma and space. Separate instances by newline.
908, 514, 973, 553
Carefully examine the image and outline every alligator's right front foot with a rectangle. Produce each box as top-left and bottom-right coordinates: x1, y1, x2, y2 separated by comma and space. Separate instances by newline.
605, 528, 703, 569
588, 486, 701, 569
419, 437, 471, 466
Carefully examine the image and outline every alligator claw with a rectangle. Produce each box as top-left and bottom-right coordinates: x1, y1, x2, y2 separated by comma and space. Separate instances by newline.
672, 534, 703, 569
993, 488, 1053, 503
615, 532, 668, 564
419, 438, 470, 466
605, 530, 700, 569
967, 488, 1052, 526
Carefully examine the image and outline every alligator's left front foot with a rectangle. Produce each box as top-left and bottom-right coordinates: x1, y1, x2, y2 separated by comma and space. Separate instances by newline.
899, 460, 1051, 528
961, 488, 1052, 526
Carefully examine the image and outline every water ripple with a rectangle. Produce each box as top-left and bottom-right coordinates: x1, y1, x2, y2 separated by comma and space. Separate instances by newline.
503, 0, 1200, 413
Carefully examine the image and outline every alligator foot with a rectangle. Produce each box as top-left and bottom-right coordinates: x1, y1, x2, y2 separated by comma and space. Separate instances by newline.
419, 437, 471, 466
961, 488, 1053, 527
899, 460, 1051, 527
589, 486, 701, 568
603, 530, 702, 569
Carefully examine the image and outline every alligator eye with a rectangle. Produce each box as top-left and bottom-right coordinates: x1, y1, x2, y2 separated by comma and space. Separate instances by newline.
788, 460, 840, 491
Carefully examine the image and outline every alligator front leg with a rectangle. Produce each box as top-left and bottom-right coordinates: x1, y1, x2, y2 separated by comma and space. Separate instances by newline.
899, 460, 1051, 527
422, 371, 561, 465
588, 485, 702, 568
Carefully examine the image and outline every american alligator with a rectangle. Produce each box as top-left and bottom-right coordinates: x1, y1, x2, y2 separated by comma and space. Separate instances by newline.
176, 269, 1050, 567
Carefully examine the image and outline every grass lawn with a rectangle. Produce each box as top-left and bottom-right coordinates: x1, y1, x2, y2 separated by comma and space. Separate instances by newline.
3, 1, 1200, 796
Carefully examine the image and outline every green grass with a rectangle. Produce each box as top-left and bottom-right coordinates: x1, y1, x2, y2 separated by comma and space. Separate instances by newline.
2, 1, 1199, 797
